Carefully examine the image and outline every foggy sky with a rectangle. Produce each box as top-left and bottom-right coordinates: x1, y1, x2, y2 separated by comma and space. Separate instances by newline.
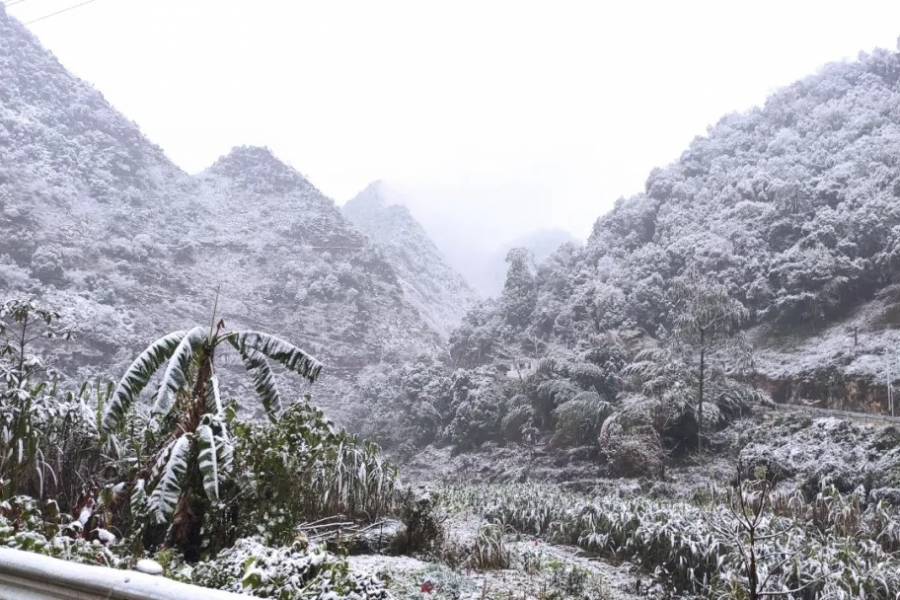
12, 0, 900, 246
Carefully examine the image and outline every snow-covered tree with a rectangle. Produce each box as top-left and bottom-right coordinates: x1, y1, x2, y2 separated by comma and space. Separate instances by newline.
101, 320, 322, 556
501, 248, 538, 329
670, 272, 748, 451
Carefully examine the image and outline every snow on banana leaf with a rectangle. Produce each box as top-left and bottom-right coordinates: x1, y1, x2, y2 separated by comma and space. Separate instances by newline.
152, 326, 207, 418
131, 478, 147, 517
228, 331, 323, 382
148, 434, 192, 523
232, 345, 282, 420
197, 423, 220, 501
204, 373, 224, 416
101, 330, 189, 432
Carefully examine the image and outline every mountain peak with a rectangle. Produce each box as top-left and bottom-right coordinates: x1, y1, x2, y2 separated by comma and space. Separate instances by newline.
349, 180, 415, 215
353, 180, 393, 206
343, 184, 479, 338
202, 145, 313, 193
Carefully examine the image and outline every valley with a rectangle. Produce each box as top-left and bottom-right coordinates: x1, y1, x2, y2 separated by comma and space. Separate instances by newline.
3, 2, 900, 599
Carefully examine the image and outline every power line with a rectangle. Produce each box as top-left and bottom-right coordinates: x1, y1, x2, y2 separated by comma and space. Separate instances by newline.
25, 0, 96, 25
4, 0, 33, 8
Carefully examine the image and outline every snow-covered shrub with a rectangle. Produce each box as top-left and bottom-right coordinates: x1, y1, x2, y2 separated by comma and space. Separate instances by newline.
189, 537, 390, 600
551, 391, 612, 447
0, 495, 123, 567
350, 358, 452, 450
739, 416, 900, 494
500, 399, 533, 443
0, 298, 109, 508
468, 523, 509, 570
442, 365, 508, 452
391, 487, 443, 556
232, 402, 398, 546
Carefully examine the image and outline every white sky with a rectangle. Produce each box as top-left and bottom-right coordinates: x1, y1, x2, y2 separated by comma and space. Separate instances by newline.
11, 0, 900, 245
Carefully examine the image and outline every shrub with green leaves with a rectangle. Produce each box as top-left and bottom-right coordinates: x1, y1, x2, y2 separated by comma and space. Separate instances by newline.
0, 495, 122, 567
232, 402, 398, 546
189, 537, 390, 600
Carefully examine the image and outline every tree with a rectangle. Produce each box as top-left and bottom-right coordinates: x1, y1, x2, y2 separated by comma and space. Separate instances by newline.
100, 319, 322, 558
671, 272, 748, 451
0, 298, 70, 386
706, 462, 811, 600
501, 248, 537, 329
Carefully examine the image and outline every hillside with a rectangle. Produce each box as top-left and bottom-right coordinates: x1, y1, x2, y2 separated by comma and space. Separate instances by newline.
343, 181, 479, 338
0, 6, 440, 392
347, 45, 900, 470
449, 47, 900, 408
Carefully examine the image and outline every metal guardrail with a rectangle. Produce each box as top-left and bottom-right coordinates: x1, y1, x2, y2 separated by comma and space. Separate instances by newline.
0, 548, 245, 600
771, 402, 900, 425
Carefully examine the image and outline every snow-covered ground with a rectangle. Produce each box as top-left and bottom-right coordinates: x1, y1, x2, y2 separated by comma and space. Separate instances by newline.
754, 287, 900, 382
348, 509, 648, 600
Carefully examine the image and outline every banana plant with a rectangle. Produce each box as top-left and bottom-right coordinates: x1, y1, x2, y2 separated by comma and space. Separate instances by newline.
100, 320, 322, 552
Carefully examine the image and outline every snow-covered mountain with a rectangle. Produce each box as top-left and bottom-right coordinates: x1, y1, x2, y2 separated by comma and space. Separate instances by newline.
343, 181, 479, 338
448, 45, 900, 411
0, 6, 440, 388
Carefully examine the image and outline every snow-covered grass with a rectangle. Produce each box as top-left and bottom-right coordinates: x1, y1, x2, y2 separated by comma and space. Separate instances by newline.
437, 480, 900, 598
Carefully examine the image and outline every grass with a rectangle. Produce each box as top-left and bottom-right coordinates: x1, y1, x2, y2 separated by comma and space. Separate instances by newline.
437, 480, 900, 599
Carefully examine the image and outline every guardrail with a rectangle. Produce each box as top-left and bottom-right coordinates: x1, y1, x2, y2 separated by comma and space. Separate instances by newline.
0, 548, 245, 600
771, 402, 900, 425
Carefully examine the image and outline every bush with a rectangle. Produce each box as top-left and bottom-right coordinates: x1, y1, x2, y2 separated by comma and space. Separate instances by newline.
550, 392, 612, 448
0, 495, 122, 567
232, 401, 398, 546
189, 537, 390, 600
468, 523, 509, 570
391, 487, 444, 556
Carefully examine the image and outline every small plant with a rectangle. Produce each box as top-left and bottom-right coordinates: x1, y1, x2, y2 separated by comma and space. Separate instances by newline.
542, 561, 607, 600
469, 523, 510, 570
392, 487, 444, 556
705, 463, 807, 600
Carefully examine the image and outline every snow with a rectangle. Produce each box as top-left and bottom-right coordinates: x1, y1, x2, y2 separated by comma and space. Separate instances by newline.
95, 528, 116, 545
0, 548, 243, 599
77, 499, 93, 526
135, 559, 164, 575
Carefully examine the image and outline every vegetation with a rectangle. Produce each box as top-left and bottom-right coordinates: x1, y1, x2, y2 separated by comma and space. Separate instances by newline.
356, 317, 766, 473
0, 295, 398, 599
231, 401, 398, 546
439, 480, 900, 599
669, 270, 749, 451
188, 537, 391, 599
